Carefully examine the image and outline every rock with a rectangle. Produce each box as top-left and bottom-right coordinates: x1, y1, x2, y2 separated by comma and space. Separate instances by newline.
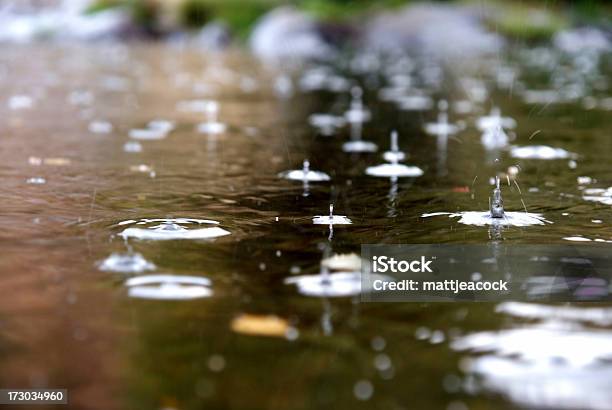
362, 4, 502, 58
249, 6, 335, 61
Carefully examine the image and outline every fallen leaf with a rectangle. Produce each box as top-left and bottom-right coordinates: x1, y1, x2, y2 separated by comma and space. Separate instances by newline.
231, 314, 290, 337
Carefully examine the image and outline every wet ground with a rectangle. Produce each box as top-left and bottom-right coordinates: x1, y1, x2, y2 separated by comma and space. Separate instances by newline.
1, 43, 612, 409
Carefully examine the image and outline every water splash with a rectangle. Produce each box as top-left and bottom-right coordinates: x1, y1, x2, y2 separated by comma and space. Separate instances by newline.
98, 252, 156, 273
421, 211, 551, 227
342, 120, 378, 153
312, 204, 352, 225
197, 101, 227, 134
344, 86, 371, 123
476, 107, 516, 131
118, 218, 231, 240
308, 114, 346, 136
278, 160, 330, 182
511, 145, 575, 160
125, 274, 213, 300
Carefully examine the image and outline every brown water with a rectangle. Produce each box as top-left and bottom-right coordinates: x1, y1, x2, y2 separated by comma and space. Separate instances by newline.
1, 43, 612, 410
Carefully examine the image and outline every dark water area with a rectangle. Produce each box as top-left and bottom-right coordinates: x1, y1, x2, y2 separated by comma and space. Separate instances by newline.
1, 43, 612, 409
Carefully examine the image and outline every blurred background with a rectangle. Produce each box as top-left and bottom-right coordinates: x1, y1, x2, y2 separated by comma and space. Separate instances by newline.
1, 1, 612, 410
0, 0, 609, 47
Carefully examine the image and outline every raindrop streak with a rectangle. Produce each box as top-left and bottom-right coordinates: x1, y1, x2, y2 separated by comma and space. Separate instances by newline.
490, 176, 505, 218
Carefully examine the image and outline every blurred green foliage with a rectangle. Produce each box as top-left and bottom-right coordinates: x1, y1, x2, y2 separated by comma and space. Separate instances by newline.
178, 0, 277, 37
492, 4, 570, 40
86, 0, 610, 40
298, 0, 409, 21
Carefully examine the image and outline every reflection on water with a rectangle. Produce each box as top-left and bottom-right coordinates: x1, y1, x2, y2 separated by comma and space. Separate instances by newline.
0, 41, 611, 410
453, 303, 612, 410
